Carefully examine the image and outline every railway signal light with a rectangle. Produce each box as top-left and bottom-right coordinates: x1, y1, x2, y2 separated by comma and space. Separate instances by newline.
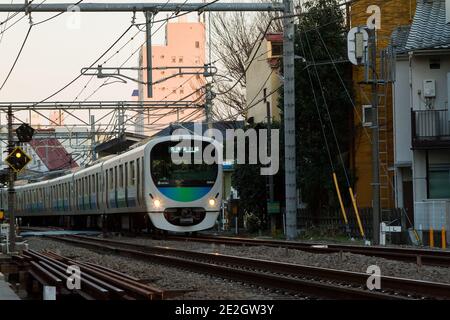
5, 147, 32, 173
15, 123, 35, 142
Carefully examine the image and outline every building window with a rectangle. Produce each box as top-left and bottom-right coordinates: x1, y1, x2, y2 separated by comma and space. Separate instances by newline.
429, 166, 450, 199
171, 56, 176, 63
195, 41, 200, 48
178, 56, 183, 63
180, 88, 184, 94
271, 43, 282, 56
160, 55, 165, 59
429, 58, 441, 69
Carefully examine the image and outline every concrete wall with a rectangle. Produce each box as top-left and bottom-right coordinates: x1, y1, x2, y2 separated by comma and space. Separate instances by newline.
393, 58, 413, 166
410, 54, 450, 111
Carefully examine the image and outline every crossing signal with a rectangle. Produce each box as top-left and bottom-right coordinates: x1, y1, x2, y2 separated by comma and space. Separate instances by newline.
15, 123, 35, 142
5, 147, 32, 173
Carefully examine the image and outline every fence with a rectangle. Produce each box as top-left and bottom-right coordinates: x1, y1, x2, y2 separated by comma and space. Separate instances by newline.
297, 207, 403, 240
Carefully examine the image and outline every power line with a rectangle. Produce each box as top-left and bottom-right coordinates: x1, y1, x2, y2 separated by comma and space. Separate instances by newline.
0, 24, 32, 92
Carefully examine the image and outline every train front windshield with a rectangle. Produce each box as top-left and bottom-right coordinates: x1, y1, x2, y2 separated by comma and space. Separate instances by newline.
151, 140, 218, 187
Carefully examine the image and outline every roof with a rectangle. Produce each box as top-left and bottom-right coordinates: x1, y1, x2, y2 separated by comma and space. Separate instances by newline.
28, 136, 78, 171
405, 0, 450, 51
390, 25, 411, 53
153, 121, 246, 138
266, 33, 282, 42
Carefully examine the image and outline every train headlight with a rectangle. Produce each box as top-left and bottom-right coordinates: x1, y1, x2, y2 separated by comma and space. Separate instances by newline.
154, 199, 161, 208
208, 199, 216, 206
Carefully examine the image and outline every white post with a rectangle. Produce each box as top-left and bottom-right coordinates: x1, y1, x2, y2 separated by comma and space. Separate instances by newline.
380, 222, 386, 246
43, 286, 56, 300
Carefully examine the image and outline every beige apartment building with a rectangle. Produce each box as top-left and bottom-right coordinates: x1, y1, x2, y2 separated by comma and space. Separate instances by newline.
245, 33, 283, 124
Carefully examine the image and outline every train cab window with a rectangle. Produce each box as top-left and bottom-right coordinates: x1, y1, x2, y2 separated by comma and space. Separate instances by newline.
119, 165, 124, 188
130, 161, 135, 186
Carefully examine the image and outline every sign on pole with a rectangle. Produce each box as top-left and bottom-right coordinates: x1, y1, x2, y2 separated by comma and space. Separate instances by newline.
5, 146, 32, 173
347, 27, 369, 66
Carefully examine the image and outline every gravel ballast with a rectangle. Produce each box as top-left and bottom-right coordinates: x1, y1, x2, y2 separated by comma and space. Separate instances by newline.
26, 237, 292, 300
26, 235, 450, 300
109, 235, 450, 284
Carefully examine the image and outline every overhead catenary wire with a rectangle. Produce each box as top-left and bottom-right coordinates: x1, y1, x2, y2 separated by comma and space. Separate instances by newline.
0, 24, 32, 92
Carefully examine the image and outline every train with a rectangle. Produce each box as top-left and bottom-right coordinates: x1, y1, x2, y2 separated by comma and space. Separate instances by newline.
0, 134, 223, 233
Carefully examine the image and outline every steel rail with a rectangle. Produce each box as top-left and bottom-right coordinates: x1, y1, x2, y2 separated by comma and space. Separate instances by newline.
47, 235, 450, 300
14, 249, 168, 300
166, 234, 450, 268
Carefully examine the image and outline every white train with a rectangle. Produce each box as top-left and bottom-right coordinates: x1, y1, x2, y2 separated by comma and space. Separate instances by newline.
0, 135, 223, 232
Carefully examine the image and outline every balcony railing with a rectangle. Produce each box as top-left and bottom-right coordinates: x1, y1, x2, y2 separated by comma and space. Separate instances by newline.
411, 109, 450, 149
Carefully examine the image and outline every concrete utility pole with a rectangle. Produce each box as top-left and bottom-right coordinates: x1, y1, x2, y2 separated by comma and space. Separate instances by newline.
369, 28, 380, 245
282, 0, 297, 240
205, 83, 213, 124
90, 115, 96, 161
266, 101, 276, 236
145, 11, 153, 98
7, 106, 16, 253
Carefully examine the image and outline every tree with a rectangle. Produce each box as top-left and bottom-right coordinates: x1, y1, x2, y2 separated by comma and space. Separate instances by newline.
286, 0, 353, 217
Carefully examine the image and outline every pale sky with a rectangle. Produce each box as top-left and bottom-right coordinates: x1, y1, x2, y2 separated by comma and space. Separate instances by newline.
0, 0, 209, 127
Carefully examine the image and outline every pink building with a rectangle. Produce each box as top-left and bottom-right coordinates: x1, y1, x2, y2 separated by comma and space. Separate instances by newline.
138, 18, 206, 135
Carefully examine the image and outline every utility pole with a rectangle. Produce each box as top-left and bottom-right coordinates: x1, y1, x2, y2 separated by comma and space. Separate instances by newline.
283, 0, 297, 240
205, 82, 213, 125
145, 11, 153, 98
369, 28, 380, 245
7, 106, 16, 253
266, 101, 276, 236
90, 115, 96, 161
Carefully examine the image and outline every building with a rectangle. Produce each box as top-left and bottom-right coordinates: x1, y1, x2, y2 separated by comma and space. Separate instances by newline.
349, 0, 416, 209
390, 0, 450, 242
137, 18, 206, 135
245, 33, 283, 124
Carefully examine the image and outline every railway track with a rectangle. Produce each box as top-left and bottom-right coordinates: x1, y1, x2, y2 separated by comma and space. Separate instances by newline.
45, 235, 450, 300
165, 234, 450, 268
12, 249, 175, 300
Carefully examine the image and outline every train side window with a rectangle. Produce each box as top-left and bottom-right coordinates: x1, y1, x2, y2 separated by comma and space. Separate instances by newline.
114, 166, 118, 190
124, 163, 128, 188
136, 158, 140, 193
96, 173, 99, 194
119, 165, 123, 188
130, 161, 135, 186
109, 169, 114, 190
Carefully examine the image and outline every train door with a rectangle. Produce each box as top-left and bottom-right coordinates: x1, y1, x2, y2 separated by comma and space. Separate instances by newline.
124, 162, 128, 207
114, 166, 118, 208
95, 173, 99, 210
141, 157, 144, 206
136, 158, 141, 206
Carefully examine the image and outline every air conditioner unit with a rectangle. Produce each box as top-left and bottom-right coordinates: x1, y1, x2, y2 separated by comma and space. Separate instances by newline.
362, 105, 373, 127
